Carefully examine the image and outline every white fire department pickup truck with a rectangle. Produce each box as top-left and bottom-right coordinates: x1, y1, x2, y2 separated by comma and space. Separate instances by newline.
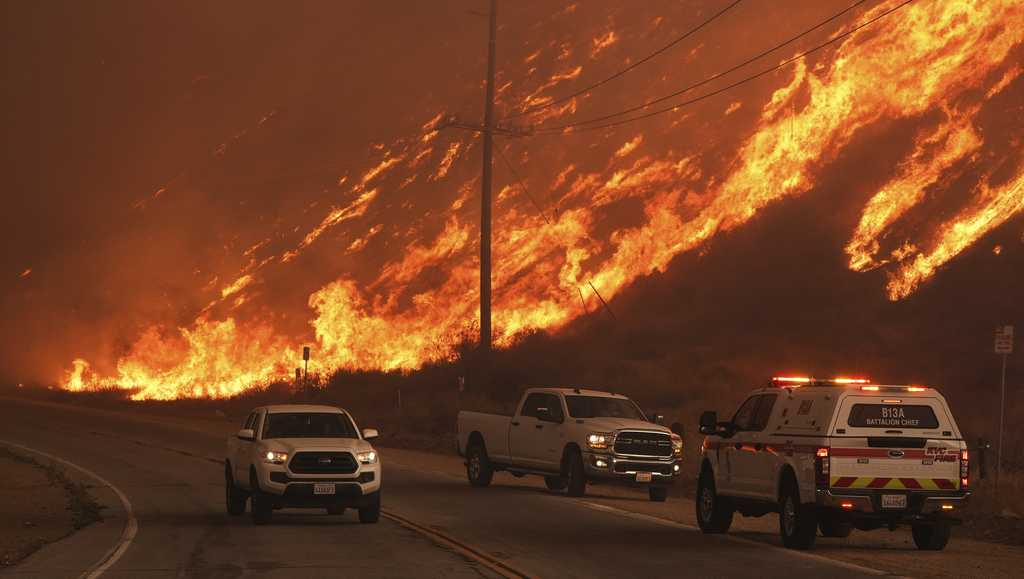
457, 387, 682, 501
224, 404, 382, 525
696, 377, 969, 550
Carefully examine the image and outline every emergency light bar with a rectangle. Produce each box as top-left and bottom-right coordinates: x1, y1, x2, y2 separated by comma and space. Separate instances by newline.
770, 376, 871, 387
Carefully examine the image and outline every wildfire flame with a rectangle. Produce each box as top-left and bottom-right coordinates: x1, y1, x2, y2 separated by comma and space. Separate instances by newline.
60, 0, 1023, 399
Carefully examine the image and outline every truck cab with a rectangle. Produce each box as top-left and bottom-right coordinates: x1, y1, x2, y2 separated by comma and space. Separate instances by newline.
696, 377, 969, 550
457, 387, 682, 501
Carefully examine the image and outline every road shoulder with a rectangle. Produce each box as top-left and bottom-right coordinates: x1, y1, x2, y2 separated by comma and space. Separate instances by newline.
0, 446, 101, 568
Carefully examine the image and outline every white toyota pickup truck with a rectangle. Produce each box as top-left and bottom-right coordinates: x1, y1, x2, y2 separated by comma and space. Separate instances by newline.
225, 404, 382, 525
457, 387, 682, 501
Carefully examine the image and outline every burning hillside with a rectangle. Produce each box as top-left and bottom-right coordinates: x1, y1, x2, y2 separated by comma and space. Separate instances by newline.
7, 1, 1021, 399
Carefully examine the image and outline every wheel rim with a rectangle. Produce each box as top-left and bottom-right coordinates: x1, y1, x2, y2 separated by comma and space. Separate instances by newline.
782, 496, 797, 536
468, 453, 481, 480
700, 487, 714, 522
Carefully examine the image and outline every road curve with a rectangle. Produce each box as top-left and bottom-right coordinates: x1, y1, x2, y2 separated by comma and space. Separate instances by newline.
0, 397, 888, 578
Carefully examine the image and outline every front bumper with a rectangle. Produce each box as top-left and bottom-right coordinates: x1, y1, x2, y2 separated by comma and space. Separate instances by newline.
583, 451, 681, 485
816, 489, 971, 521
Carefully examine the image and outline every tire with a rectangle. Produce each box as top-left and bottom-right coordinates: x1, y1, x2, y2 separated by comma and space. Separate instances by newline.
225, 464, 247, 516
544, 476, 567, 491
779, 477, 817, 549
912, 522, 951, 551
695, 469, 733, 533
565, 450, 586, 497
818, 514, 853, 538
326, 505, 345, 516
649, 486, 669, 502
359, 491, 381, 524
250, 471, 272, 525
466, 443, 494, 488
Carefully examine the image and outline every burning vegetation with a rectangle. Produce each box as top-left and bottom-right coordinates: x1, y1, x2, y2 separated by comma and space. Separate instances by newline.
17, 1, 1022, 399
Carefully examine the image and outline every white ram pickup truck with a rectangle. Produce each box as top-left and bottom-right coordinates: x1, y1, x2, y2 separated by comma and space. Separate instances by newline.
225, 404, 382, 525
457, 387, 682, 501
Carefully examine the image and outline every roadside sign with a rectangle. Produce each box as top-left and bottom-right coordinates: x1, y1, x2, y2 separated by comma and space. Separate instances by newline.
303, 346, 311, 361
995, 325, 1014, 354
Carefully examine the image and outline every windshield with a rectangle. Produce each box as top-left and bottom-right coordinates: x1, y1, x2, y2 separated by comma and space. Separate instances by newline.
565, 395, 646, 420
262, 412, 358, 439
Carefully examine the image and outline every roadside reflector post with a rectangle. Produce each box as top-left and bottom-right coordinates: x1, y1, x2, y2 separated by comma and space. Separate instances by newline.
994, 325, 1013, 487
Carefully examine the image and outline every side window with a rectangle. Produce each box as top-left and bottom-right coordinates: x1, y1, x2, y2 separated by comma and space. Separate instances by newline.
731, 396, 760, 431
751, 395, 777, 431
520, 393, 547, 418
253, 411, 265, 438
243, 412, 255, 429
541, 394, 564, 422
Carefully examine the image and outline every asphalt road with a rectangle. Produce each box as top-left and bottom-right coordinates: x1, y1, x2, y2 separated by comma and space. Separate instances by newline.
0, 398, 889, 578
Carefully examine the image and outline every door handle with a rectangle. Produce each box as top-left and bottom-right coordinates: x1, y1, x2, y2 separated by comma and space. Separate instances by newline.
511, 421, 520, 426
535, 424, 544, 429
734, 443, 742, 450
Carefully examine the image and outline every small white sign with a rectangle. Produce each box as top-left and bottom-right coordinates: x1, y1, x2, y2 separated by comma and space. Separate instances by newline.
995, 325, 1014, 354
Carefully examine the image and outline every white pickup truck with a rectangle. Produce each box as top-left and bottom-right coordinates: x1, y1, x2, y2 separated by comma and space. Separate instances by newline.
457, 387, 682, 501
225, 404, 382, 525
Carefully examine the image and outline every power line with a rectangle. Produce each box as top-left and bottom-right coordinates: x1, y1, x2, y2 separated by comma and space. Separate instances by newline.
532, 0, 888, 134
496, 146, 553, 225
504, 0, 744, 120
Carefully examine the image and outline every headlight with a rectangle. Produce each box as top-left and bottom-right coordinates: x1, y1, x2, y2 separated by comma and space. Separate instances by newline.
263, 451, 288, 464
356, 450, 378, 465
671, 434, 683, 458
587, 433, 612, 450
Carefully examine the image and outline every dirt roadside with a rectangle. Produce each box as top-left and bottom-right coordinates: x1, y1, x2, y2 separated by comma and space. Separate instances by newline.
0, 446, 102, 568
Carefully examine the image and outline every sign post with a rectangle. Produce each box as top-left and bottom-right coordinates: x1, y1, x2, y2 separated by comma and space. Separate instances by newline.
302, 346, 311, 400
995, 325, 1014, 485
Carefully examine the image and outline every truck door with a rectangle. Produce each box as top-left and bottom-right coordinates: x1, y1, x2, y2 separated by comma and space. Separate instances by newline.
234, 411, 257, 484
509, 393, 549, 469
746, 394, 780, 500
721, 395, 761, 495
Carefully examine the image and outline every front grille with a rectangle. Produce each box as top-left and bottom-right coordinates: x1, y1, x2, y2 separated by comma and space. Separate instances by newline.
288, 452, 358, 474
614, 462, 674, 475
614, 431, 673, 457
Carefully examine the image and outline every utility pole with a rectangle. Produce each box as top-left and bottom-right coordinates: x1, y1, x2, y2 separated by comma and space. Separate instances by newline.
435, 1, 532, 362
994, 325, 1014, 486
480, 0, 496, 354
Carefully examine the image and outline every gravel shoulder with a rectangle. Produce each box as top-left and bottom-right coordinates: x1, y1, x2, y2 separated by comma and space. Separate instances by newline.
0, 447, 102, 568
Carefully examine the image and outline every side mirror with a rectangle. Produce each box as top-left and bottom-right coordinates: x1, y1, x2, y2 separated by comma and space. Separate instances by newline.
698, 411, 718, 435
236, 428, 255, 441
362, 428, 379, 440
649, 413, 665, 425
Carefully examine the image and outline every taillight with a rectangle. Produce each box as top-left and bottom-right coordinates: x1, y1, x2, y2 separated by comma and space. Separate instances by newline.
815, 447, 830, 489
960, 449, 969, 489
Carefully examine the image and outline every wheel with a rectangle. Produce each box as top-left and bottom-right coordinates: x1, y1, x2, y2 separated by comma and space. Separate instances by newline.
466, 443, 494, 488
359, 491, 381, 524
250, 471, 272, 525
565, 450, 586, 497
326, 505, 345, 516
818, 513, 852, 538
912, 522, 951, 551
225, 464, 247, 516
779, 478, 817, 549
544, 476, 567, 491
695, 469, 733, 533
649, 486, 669, 502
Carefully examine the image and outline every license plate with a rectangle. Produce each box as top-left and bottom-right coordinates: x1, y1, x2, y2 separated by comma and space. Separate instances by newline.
635, 472, 653, 483
313, 483, 335, 495
881, 494, 907, 509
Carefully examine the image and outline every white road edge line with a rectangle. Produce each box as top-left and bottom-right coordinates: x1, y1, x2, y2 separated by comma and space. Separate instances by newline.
0, 439, 138, 579
578, 501, 904, 577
